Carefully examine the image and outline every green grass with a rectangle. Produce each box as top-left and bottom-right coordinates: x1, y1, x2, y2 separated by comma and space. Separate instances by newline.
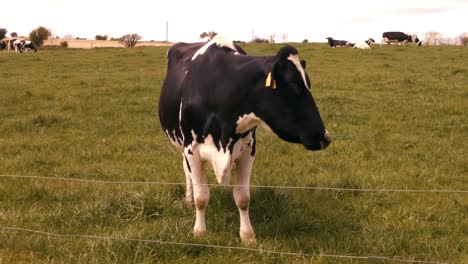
0, 44, 467, 263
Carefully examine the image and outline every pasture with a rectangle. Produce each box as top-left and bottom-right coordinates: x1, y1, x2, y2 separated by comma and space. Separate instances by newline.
0, 44, 467, 263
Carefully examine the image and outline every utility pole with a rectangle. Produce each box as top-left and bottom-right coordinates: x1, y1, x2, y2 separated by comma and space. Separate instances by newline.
166, 21, 169, 43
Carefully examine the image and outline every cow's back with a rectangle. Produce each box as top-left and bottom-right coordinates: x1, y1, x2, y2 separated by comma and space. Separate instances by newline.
382, 31, 409, 40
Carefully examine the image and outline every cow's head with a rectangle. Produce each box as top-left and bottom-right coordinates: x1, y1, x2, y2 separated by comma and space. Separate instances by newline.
411, 35, 422, 46
259, 45, 331, 151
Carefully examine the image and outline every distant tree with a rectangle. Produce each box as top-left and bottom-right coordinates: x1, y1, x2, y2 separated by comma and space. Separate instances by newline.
200, 31, 217, 40
95, 35, 108, 40
281, 33, 289, 43
200, 32, 208, 39
10, 32, 18, 38
119, 33, 142, 48
424, 31, 442, 45
63, 34, 74, 40
302, 39, 309, 43
252, 36, 268, 43
60, 41, 68, 48
29, 27, 52, 47
0, 28, 7, 39
460, 32, 468, 46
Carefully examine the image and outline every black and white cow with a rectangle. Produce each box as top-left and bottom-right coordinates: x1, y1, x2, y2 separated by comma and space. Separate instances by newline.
20, 40, 37, 52
0, 40, 6, 51
8, 38, 24, 53
381, 32, 422, 46
326, 37, 352, 47
158, 35, 331, 243
353, 38, 375, 49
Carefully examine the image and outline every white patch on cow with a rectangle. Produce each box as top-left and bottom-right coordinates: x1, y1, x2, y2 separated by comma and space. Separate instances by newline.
287, 54, 309, 89
165, 129, 183, 151
381, 37, 389, 46
211, 34, 237, 51
236, 113, 272, 134
192, 34, 238, 61
231, 131, 254, 161
353, 41, 370, 49
179, 100, 183, 123
198, 135, 232, 185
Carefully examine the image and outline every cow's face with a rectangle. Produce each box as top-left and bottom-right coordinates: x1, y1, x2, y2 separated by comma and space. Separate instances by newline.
260, 46, 331, 151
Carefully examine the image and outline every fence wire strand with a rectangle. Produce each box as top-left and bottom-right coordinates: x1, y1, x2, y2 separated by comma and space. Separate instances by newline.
0, 226, 447, 264
0, 174, 467, 193
0, 173, 463, 263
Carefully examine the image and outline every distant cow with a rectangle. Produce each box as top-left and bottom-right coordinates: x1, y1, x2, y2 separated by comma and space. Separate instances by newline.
326, 37, 352, 47
159, 35, 330, 243
8, 38, 24, 53
353, 38, 375, 49
20, 40, 37, 52
381, 32, 422, 46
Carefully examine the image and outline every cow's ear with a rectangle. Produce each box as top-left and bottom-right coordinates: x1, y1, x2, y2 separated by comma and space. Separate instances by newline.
277, 45, 298, 60
264, 60, 278, 89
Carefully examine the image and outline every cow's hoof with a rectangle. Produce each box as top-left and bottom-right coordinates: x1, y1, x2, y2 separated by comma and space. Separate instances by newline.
193, 229, 207, 238
240, 231, 256, 245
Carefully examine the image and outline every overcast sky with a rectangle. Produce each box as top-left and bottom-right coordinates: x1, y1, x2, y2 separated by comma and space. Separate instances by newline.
2, 0, 467, 43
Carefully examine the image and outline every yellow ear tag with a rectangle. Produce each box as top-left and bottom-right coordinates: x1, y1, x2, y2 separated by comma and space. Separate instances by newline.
265, 72, 272, 87
272, 79, 277, 89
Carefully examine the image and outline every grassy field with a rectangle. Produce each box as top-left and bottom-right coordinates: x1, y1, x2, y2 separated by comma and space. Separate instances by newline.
0, 43, 467, 263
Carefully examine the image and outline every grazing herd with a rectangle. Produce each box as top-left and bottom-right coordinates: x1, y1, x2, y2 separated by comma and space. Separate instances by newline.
0, 39, 37, 53
327, 37, 376, 49
327, 31, 422, 49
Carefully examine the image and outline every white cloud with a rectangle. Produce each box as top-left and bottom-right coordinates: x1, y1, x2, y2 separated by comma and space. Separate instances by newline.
1, 0, 467, 42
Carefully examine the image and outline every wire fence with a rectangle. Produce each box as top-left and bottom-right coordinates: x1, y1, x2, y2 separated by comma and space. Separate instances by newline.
1, 174, 467, 193
1, 173, 464, 263
0, 226, 448, 264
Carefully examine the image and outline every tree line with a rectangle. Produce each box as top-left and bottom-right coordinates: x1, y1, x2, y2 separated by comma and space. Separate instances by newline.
1, 27, 143, 48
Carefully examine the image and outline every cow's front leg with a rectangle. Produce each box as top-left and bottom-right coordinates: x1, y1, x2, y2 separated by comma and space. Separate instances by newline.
234, 150, 256, 244
187, 152, 209, 237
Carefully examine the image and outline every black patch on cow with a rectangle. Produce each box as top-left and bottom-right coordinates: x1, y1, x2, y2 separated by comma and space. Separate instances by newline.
249, 131, 257, 156
202, 113, 222, 150
184, 155, 192, 173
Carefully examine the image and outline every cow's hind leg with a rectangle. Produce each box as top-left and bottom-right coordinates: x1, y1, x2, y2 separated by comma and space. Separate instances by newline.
234, 150, 256, 244
182, 154, 194, 204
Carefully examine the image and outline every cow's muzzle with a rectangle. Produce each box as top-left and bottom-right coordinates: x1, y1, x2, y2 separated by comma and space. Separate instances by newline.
320, 130, 331, 150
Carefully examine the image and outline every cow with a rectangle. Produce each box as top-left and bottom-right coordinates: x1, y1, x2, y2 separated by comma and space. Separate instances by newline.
0, 40, 6, 51
20, 40, 37, 52
158, 35, 331, 243
381, 31, 422, 46
353, 38, 375, 49
326, 37, 352, 47
8, 38, 24, 53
